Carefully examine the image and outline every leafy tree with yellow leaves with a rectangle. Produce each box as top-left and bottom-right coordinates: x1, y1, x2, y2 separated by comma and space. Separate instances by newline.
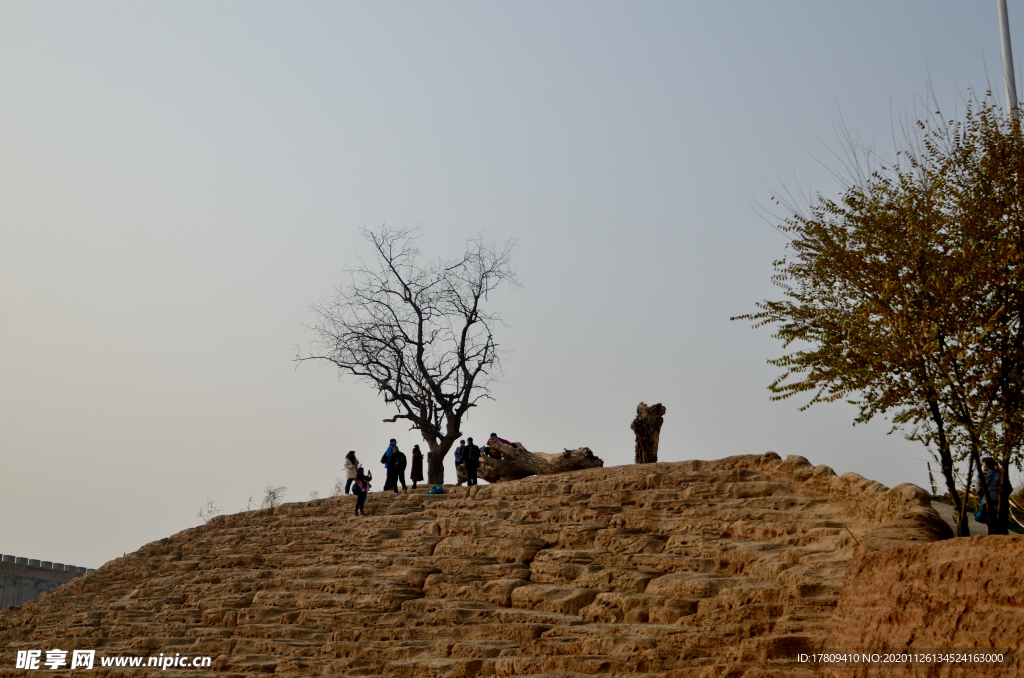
738, 96, 1024, 535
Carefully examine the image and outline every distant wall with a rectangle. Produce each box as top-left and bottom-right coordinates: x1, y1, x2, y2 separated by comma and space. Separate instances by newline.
822, 535, 1024, 677
0, 555, 93, 611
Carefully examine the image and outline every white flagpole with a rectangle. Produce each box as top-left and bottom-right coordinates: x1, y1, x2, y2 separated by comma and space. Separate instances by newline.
999, 0, 1020, 119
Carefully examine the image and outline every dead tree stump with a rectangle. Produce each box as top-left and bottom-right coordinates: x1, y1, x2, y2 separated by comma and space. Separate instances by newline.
478, 439, 603, 483
632, 402, 666, 464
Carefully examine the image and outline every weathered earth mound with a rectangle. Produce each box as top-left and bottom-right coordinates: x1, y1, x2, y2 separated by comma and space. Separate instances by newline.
0, 453, 950, 677
822, 535, 1024, 678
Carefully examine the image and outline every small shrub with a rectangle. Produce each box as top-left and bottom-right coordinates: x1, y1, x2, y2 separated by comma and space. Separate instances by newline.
197, 498, 222, 523
261, 485, 287, 510
331, 476, 346, 497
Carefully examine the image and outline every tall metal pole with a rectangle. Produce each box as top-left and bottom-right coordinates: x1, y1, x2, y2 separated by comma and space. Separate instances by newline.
999, 0, 1020, 119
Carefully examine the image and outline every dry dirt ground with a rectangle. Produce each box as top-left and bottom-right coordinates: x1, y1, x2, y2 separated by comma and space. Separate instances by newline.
0, 453, 964, 677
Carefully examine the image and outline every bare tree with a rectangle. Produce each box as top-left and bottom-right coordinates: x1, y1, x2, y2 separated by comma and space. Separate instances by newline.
299, 225, 520, 485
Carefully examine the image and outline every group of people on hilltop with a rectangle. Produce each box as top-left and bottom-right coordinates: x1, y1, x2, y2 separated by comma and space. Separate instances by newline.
342, 432, 509, 515
453, 437, 480, 486
453, 433, 510, 486
381, 439, 425, 492
342, 441, 425, 516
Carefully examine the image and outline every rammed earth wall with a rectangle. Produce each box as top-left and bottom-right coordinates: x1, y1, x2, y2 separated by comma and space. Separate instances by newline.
822, 535, 1024, 678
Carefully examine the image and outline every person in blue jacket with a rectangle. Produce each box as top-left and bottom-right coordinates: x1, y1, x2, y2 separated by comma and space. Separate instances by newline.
975, 457, 1007, 523
381, 439, 397, 491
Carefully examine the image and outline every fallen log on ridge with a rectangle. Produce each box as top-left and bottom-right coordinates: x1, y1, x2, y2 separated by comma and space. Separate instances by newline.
476, 438, 604, 483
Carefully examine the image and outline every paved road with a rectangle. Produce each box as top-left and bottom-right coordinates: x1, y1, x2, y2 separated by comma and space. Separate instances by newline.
931, 501, 985, 535
930, 500, 1023, 535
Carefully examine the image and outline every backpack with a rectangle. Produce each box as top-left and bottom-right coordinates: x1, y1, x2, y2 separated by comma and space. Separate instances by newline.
428, 484, 444, 495
354, 471, 372, 494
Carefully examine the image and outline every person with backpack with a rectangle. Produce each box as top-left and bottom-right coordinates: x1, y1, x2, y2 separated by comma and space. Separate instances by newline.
353, 467, 372, 516
454, 439, 466, 485
464, 437, 481, 487
975, 456, 1005, 524
390, 444, 408, 493
381, 439, 397, 492
343, 451, 359, 494
410, 445, 424, 489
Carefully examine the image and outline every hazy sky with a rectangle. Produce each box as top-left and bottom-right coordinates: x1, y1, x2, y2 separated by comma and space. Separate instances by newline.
3, 1, 1022, 568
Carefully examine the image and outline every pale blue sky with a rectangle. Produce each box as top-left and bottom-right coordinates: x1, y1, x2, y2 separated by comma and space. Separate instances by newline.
1, 1, 1019, 567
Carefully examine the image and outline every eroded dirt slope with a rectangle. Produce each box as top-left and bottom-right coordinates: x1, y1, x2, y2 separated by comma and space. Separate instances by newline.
0, 453, 949, 677
822, 534, 1024, 678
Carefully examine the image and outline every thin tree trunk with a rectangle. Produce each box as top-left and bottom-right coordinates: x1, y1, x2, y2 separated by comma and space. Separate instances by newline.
992, 343, 1019, 534
958, 453, 977, 534
929, 398, 969, 536
993, 450, 1013, 535
959, 430, 988, 535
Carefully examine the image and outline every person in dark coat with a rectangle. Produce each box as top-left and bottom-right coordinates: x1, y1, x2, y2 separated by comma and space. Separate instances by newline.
381, 438, 397, 492
975, 456, 1005, 523
390, 444, 408, 493
454, 439, 467, 485
410, 445, 424, 489
353, 468, 372, 516
976, 457, 1001, 502
464, 437, 481, 487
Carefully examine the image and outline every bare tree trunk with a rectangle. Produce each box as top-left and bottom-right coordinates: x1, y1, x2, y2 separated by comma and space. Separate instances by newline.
631, 402, 666, 464
928, 398, 970, 537
427, 448, 446, 486
425, 434, 460, 486
993, 451, 1013, 535
958, 454, 977, 535
478, 439, 603, 483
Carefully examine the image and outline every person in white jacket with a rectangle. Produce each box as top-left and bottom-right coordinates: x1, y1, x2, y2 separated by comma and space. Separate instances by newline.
344, 451, 359, 495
